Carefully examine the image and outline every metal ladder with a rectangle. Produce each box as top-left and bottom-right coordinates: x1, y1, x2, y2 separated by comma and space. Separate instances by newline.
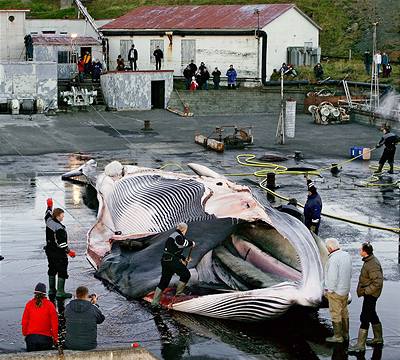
342, 80, 353, 108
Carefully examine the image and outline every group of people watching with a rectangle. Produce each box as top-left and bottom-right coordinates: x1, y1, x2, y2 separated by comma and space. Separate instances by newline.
183, 60, 238, 91
116, 44, 165, 71
270, 63, 299, 81
364, 50, 392, 77
77, 51, 102, 82
21, 199, 104, 352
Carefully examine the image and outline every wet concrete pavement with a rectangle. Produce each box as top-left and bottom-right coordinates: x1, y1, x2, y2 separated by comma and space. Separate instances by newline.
0, 109, 399, 359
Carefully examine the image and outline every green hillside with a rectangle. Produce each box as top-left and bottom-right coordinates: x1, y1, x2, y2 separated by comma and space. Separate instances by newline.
1, 0, 399, 58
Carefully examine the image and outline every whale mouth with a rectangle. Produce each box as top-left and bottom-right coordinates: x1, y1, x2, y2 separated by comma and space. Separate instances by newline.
198, 222, 303, 293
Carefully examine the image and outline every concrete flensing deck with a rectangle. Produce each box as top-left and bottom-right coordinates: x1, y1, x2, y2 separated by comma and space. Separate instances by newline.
0, 348, 158, 360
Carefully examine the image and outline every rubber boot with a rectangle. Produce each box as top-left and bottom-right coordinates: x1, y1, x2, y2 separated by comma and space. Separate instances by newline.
175, 281, 187, 296
56, 277, 72, 299
151, 288, 163, 307
366, 323, 384, 346
48, 276, 56, 297
342, 318, 350, 343
348, 328, 368, 354
326, 322, 344, 343
388, 163, 394, 174
374, 164, 383, 174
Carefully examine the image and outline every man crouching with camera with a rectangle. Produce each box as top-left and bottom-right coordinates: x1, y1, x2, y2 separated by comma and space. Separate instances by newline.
64, 286, 105, 350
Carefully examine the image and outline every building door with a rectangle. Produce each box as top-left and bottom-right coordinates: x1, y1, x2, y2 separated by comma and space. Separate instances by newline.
151, 80, 165, 109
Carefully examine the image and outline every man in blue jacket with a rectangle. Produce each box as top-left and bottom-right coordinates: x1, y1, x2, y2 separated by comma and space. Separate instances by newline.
304, 179, 322, 234
226, 65, 237, 89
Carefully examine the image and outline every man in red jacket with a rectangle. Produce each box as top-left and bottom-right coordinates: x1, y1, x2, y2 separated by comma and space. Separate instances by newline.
21, 283, 58, 352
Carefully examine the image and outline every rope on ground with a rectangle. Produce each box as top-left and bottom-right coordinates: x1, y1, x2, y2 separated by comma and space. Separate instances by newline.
258, 178, 400, 234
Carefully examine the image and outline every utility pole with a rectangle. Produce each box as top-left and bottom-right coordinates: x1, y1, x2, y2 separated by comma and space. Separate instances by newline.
370, 22, 379, 111
254, 9, 260, 81
275, 69, 285, 144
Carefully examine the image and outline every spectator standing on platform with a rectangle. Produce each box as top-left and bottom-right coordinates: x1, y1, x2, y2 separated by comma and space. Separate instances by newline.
183, 65, 192, 90
189, 76, 199, 91
226, 65, 237, 89
153, 46, 163, 70
374, 51, 382, 76
128, 44, 138, 71
77, 57, 84, 82
314, 63, 324, 81
188, 60, 197, 78
116, 55, 125, 71
92, 60, 102, 82
83, 52, 91, 75
364, 51, 372, 75
381, 52, 389, 77
212, 67, 221, 89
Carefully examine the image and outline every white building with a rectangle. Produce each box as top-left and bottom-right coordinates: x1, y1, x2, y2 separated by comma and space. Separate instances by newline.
101, 4, 321, 81
0, 9, 30, 61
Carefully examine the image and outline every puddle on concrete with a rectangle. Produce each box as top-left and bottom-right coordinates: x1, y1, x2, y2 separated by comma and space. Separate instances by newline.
0, 151, 399, 359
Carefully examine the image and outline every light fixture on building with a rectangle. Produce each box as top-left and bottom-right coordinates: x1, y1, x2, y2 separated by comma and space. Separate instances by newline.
165, 31, 173, 46
71, 33, 78, 39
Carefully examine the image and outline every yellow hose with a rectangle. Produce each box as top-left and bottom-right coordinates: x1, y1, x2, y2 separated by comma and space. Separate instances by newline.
226, 151, 399, 234
258, 179, 400, 234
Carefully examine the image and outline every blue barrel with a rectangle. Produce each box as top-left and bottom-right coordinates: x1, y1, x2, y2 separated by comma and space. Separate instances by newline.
350, 146, 363, 158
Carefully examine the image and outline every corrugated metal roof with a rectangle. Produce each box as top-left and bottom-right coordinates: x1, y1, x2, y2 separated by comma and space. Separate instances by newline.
101, 4, 296, 30
32, 35, 101, 46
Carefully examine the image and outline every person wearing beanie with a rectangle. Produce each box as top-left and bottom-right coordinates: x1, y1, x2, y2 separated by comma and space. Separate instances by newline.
304, 178, 322, 234
44, 199, 76, 300
21, 283, 58, 352
152, 223, 196, 307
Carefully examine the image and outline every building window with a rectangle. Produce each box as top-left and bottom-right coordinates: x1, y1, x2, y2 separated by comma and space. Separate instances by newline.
150, 39, 164, 63
120, 40, 134, 62
58, 51, 77, 64
42, 31, 56, 34
181, 39, 196, 66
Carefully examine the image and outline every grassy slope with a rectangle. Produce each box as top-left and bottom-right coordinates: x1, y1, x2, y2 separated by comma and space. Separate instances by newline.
1, 0, 398, 58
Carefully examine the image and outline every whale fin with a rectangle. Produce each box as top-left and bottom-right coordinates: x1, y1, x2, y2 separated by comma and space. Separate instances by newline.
187, 163, 226, 180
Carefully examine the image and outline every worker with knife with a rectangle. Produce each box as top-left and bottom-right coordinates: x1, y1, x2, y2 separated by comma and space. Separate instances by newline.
151, 223, 195, 307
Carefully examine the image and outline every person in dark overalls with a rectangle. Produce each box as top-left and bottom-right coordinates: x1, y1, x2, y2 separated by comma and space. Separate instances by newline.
151, 223, 195, 306
375, 125, 399, 174
44, 199, 75, 299
304, 179, 322, 235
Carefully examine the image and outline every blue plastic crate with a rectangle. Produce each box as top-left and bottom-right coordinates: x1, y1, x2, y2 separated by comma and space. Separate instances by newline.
350, 146, 363, 159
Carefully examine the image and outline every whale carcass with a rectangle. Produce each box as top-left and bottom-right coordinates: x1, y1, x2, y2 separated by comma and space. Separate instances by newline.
62, 160, 327, 321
